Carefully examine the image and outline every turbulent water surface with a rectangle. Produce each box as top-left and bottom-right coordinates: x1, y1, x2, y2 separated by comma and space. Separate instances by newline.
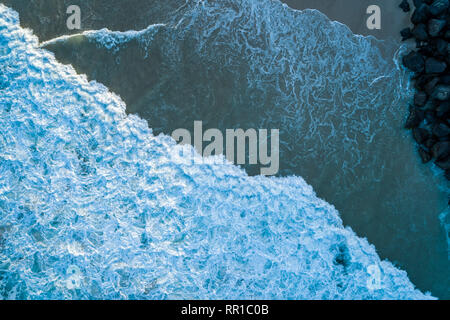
0, 0, 449, 298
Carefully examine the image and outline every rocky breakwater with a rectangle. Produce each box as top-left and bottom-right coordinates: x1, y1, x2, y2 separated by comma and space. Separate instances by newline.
399, 0, 450, 183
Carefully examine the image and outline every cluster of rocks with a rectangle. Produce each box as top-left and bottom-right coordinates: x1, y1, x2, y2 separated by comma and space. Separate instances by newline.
399, 0, 450, 181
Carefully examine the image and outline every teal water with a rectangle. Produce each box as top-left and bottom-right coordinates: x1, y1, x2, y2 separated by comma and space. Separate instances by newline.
1, 0, 449, 298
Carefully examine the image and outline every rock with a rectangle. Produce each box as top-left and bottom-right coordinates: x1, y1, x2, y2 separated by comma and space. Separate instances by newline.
415, 0, 434, 5
401, 27, 414, 40
419, 147, 432, 163
419, 45, 435, 57
414, 91, 428, 106
400, 0, 411, 11
425, 137, 437, 149
425, 109, 437, 123
445, 169, 450, 180
412, 4, 430, 24
405, 106, 425, 128
436, 101, 450, 117
412, 23, 429, 40
429, 0, 449, 16
415, 74, 433, 90
428, 19, 446, 36
403, 51, 425, 72
425, 58, 447, 73
433, 122, 450, 137
425, 77, 440, 94
435, 157, 450, 170
400, 0, 412, 11
431, 141, 450, 160
441, 75, 450, 84
413, 127, 431, 143
401, 0, 450, 177
432, 97, 442, 107
432, 85, 450, 100
435, 39, 448, 55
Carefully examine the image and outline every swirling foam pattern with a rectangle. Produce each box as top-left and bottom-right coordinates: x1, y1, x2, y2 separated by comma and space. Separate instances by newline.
0, 5, 432, 299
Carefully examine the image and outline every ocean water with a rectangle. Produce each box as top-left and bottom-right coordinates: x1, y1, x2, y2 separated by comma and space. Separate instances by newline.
27, 0, 450, 297
0, 4, 435, 300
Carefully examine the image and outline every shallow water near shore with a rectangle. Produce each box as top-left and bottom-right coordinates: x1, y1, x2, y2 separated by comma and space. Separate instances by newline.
1, 0, 449, 298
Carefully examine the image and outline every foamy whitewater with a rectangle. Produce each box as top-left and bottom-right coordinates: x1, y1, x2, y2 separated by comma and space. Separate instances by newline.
0, 5, 435, 299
